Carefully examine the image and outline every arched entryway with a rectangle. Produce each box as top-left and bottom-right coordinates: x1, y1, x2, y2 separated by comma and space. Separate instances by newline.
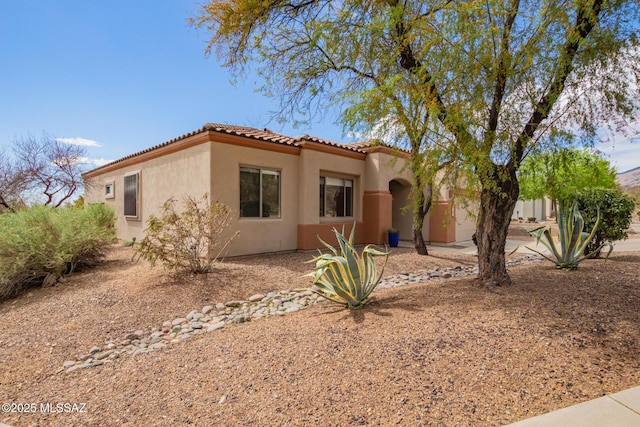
389, 179, 412, 241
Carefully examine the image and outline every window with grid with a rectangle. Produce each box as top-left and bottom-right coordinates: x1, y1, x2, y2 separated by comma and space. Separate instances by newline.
123, 173, 139, 218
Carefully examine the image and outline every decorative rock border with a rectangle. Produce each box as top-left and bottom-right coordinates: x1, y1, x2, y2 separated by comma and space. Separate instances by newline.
62, 255, 541, 372
62, 290, 323, 372
378, 254, 543, 289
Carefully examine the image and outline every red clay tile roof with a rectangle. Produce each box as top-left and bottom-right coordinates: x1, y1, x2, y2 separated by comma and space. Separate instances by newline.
203, 123, 297, 146
83, 123, 369, 176
292, 133, 365, 153
345, 140, 378, 149
346, 139, 411, 154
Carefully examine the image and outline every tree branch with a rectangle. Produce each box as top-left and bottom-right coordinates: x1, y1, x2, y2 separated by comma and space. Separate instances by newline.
484, 0, 520, 152
510, 0, 604, 168
388, 0, 475, 149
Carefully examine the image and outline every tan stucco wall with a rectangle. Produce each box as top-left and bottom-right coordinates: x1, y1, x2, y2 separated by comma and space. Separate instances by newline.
428, 170, 478, 243
297, 222, 366, 250
297, 148, 366, 224
84, 142, 212, 243
83, 132, 479, 257
364, 151, 412, 191
370, 151, 449, 243
295, 148, 382, 248
209, 141, 300, 256
454, 201, 477, 242
427, 197, 478, 244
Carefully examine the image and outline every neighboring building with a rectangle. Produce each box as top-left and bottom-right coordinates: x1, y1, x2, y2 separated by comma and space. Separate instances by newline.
82, 123, 475, 256
512, 197, 554, 222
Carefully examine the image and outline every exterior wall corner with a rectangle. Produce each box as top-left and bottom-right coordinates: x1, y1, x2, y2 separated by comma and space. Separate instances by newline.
429, 200, 456, 243
362, 190, 392, 245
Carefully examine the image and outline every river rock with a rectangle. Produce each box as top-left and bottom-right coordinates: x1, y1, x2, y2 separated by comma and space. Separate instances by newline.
249, 294, 266, 302
207, 321, 225, 332
172, 318, 187, 326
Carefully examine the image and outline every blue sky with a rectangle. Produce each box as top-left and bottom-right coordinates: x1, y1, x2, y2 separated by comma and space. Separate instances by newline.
0, 0, 349, 168
1, 0, 638, 173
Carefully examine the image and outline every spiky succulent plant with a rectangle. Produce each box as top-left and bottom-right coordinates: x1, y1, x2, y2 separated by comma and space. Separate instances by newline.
526, 202, 612, 270
307, 225, 388, 309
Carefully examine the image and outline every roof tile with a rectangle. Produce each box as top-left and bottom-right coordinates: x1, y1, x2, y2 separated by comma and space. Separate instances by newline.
83, 123, 369, 175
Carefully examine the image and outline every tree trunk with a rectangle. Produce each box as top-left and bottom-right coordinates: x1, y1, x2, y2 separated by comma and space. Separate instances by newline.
413, 219, 428, 255
0, 195, 15, 213
475, 166, 519, 290
412, 181, 432, 255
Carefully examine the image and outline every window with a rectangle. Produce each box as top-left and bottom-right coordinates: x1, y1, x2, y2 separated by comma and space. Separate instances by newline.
320, 176, 353, 217
240, 167, 280, 218
105, 181, 115, 199
123, 173, 139, 218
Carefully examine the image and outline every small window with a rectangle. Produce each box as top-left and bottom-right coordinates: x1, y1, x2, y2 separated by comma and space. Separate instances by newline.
320, 176, 353, 217
105, 181, 115, 199
123, 173, 139, 218
240, 167, 280, 218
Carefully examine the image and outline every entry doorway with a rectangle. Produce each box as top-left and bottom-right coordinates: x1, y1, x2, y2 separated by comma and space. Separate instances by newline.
389, 179, 412, 241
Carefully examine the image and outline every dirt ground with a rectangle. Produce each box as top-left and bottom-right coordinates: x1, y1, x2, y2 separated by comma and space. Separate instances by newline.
1, 238, 639, 426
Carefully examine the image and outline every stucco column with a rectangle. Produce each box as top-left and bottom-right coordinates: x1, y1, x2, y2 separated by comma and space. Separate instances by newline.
362, 190, 392, 245
429, 200, 456, 243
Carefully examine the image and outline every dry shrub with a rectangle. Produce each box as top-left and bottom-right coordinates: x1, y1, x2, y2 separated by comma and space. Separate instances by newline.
134, 194, 238, 274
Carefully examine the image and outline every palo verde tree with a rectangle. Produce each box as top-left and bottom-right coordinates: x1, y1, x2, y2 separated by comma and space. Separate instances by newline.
192, 0, 463, 255
519, 146, 618, 206
193, 0, 640, 289
342, 83, 462, 254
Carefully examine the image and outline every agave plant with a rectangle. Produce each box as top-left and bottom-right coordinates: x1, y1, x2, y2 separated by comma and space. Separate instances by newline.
526, 202, 613, 270
306, 225, 389, 309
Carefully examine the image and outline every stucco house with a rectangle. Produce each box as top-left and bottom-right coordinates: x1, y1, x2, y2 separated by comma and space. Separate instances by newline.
82, 123, 475, 256
512, 198, 554, 222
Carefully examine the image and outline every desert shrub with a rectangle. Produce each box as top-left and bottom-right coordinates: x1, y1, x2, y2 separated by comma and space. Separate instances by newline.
567, 188, 636, 258
306, 225, 388, 309
134, 194, 239, 274
526, 202, 612, 270
0, 204, 116, 299
57, 204, 117, 269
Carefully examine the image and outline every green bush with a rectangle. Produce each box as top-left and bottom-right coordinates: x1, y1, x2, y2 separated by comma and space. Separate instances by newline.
134, 194, 239, 275
306, 225, 388, 309
526, 202, 612, 270
568, 188, 636, 258
0, 204, 116, 299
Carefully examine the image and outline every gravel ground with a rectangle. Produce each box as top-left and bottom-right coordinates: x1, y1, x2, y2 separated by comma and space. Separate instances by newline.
1, 242, 639, 426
